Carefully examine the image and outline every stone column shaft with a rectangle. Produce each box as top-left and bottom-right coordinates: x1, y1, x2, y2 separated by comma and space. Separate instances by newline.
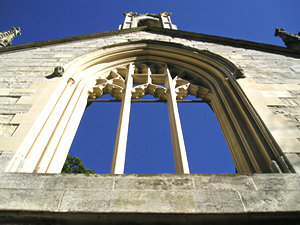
110, 63, 134, 174
165, 68, 190, 174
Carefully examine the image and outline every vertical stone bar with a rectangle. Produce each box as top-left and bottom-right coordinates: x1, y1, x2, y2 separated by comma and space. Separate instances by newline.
111, 63, 134, 174
165, 67, 190, 174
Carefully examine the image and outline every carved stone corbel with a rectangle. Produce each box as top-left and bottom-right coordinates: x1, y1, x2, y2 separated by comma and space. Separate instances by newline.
52, 66, 64, 77
233, 67, 245, 79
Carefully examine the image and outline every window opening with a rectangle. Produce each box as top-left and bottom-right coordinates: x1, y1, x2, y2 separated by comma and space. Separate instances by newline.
8, 43, 289, 174
125, 95, 174, 174
67, 95, 121, 174
141, 94, 158, 100
67, 62, 237, 174
99, 94, 116, 100
178, 95, 236, 173
137, 18, 161, 28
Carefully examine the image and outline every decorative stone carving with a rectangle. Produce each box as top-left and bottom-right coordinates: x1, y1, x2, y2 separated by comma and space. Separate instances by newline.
233, 67, 245, 79
89, 63, 205, 102
159, 12, 173, 17
124, 12, 137, 17
67, 78, 75, 85
53, 66, 64, 77
46, 66, 65, 79
89, 68, 126, 100
174, 77, 190, 100
0, 27, 21, 47
275, 28, 300, 50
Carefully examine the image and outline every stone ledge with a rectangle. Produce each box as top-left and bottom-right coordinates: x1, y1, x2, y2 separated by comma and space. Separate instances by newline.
0, 173, 298, 215
0, 173, 299, 190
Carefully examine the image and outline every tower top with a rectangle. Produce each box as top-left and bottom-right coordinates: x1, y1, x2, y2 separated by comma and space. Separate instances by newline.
119, 12, 177, 30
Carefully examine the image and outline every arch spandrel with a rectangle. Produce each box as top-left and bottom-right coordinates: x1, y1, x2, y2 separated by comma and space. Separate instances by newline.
6, 41, 291, 174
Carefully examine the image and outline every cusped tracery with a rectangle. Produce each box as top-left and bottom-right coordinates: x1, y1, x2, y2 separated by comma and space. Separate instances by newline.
88, 62, 210, 101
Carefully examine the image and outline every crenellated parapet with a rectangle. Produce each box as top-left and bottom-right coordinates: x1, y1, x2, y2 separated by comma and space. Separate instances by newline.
0, 27, 21, 47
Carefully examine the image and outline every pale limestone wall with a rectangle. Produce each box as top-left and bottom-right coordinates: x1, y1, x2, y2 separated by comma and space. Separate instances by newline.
0, 31, 300, 222
0, 31, 299, 173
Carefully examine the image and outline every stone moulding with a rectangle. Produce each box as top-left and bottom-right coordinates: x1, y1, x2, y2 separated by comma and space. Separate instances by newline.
5, 41, 292, 174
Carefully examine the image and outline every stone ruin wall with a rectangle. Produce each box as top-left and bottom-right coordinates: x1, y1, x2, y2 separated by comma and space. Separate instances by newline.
0, 31, 299, 219
1, 31, 299, 173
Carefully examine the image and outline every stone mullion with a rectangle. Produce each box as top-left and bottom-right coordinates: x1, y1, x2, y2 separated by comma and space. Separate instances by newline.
110, 63, 134, 174
165, 67, 190, 174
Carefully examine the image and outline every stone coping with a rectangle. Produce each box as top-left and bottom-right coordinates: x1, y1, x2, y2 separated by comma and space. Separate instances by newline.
0, 26, 299, 58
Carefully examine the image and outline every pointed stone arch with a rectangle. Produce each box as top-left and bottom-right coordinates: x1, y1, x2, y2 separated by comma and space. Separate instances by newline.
6, 41, 290, 174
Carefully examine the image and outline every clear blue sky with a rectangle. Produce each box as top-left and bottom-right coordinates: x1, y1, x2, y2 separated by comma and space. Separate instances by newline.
1, 0, 299, 174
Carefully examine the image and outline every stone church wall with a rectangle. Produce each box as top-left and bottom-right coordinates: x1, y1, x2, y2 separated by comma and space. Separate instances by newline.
1, 31, 299, 173
0, 30, 299, 222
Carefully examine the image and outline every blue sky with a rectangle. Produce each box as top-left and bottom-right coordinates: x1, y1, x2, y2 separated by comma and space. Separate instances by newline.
1, 0, 299, 174
1, 0, 299, 46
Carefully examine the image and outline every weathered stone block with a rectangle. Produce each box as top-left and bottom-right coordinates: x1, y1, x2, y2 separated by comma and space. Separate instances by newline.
59, 190, 112, 212
193, 174, 255, 191
8, 91, 34, 97
114, 175, 193, 191
193, 190, 244, 213
252, 174, 300, 190
0, 124, 18, 136
110, 190, 196, 213
0, 82, 9, 88
42, 174, 114, 190
0, 189, 63, 211
0, 173, 45, 189
9, 82, 32, 89
0, 97, 19, 104
0, 104, 31, 114
280, 98, 300, 107
241, 190, 300, 212
290, 65, 300, 72
0, 114, 14, 123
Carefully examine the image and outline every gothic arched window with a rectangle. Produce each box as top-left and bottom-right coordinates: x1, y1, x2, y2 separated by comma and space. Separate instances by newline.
6, 41, 290, 174
83, 62, 215, 174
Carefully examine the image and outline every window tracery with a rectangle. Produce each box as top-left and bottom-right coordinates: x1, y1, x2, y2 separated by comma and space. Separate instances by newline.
6, 42, 290, 174
87, 62, 209, 174
88, 63, 209, 102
